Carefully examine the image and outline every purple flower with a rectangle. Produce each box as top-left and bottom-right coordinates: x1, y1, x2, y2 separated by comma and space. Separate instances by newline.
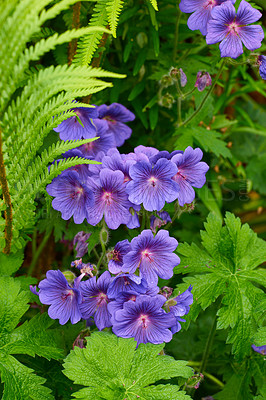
126, 158, 179, 212
122, 229, 180, 286
180, 68, 188, 87
149, 150, 183, 165
168, 286, 193, 334
79, 271, 112, 331
252, 345, 266, 355
78, 119, 116, 158
102, 148, 136, 183
46, 170, 94, 224
38, 270, 82, 325
108, 239, 132, 274
112, 295, 176, 345
97, 103, 135, 147
126, 206, 141, 229
150, 211, 172, 233
179, 0, 236, 36
61, 149, 91, 183
107, 292, 137, 323
195, 71, 212, 92
171, 146, 209, 207
86, 169, 132, 229
258, 55, 266, 80
73, 231, 91, 257
107, 273, 148, 299
71, 259, 94, 277
134, 145, 159, 160
169, 67, 188, 87
54, 106, 98, 141
206, 0, 264, 59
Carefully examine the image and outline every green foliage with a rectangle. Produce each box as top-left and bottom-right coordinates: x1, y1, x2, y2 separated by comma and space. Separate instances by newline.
63, 332, 193, 400
0, 276, 63, 399
106, 0, 124, 38
74, 0, 108, 65
0, 0, 124, 252
176, 212, 266, 360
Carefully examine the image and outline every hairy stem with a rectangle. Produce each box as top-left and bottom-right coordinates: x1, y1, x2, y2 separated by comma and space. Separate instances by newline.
0, 129, 13, 254
173, 4, 181, 62
179, 59, 226, 128
200, 310, 217, 373
68, 2, 81, 65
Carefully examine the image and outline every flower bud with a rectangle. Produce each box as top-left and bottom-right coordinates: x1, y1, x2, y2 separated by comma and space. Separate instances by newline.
62, 270, 76, 284
160, 74, 173, 88
100, 226, 109, 245
195, 71, 212, 92
159, 93, 175, 108
169, 67, 187, 87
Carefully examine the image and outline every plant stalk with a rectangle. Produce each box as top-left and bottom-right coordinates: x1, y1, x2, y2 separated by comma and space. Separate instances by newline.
179, 59, 226, 128
28, 229, 52, 276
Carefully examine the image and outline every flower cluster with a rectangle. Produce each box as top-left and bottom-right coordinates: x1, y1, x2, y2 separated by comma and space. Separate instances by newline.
180, 0, 264, 60
30, 230, 193, 346
47, 103, 209, 229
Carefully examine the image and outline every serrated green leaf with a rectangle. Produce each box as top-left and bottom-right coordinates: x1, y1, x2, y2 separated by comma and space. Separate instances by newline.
0, 355, 54, 400
63, 332, 193, 400
177, 212, 266, 359
7, 313, 63, 360
0, 251, 24, 276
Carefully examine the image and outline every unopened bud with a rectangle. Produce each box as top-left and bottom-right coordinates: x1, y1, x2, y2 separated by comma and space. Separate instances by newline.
62, 270, 76, 284
100, 226, 109, 245
160, 74, 173, 88
169, 67, 187, 87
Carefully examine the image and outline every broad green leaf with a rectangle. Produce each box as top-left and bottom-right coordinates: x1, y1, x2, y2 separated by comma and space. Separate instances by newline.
177, 212, 266, 359
0, 355, 54, 400
0, 251, 24, 276
63, 332, 193, 400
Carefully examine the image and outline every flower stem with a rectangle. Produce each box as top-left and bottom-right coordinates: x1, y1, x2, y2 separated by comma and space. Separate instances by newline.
28, 229, 52, 276
199, 310, 217, 374
173, 4, 181, 62
0, 128, 13, 254
179, 59, 226, 128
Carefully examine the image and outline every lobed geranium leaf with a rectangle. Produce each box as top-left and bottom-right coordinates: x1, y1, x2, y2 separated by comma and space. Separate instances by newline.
176, 212, 266, 360
0, 276, 64, 398
63, 332, 193, 400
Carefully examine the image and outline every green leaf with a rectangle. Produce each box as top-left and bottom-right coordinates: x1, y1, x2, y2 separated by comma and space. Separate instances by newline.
0, 251, 24, 276
0, 277, 63, 397
148, 0, 158, 11
0, 355, 54, 400
63, 332, 193, 400
106, 0, 124, 38
177, 212, 266, 359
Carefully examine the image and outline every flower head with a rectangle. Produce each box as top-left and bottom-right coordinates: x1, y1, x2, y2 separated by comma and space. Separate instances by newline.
122, 229, 180, 286
107, 273, 148, 299
38, 270, 82, 325
179, 0, 236, 36
150, 211, 172, 233
78, 119, 116, 158
54, 106, 98, 141
206, 0, 264, 59
86, 169, 132, 229
102, 148, 136, 183
79, 271, 112, 330
195, 71, 212, 91
171, 146, 209, 207
73, 231, 91, 257
46, 170, 94, 224
251, 345, 266, 355
126, 158, 179, 212
112, 295, 176, 345
258, 55, 266, 80
107, 239, 132, 274
168, 286, 193, 333
97, 103, 135, 147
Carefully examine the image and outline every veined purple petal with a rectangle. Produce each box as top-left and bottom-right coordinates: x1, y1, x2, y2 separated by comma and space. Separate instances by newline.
236, 0, 262, 25
238, 25, 264, 51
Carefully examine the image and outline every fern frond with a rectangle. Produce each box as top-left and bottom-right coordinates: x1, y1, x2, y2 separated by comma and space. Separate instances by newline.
106, 0, 124, 38
149, 0, 158, 11
11, 139, 99, 200
74, 0, 108, 66
12, 156, 98, 234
